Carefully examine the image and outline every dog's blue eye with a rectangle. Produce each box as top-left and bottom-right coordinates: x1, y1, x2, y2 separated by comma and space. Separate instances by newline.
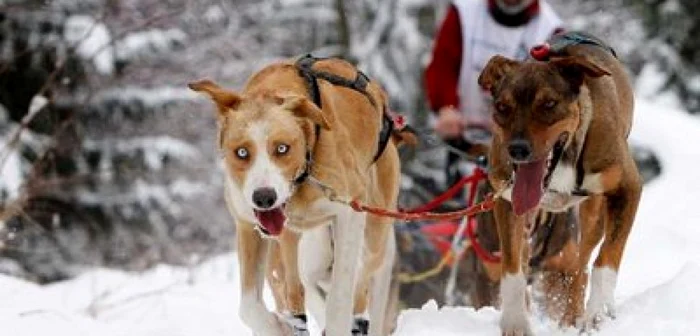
235, 147, 249, 159
276, 144, 289, 154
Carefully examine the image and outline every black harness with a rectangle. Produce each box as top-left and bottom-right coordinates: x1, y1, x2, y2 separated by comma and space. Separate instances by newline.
533, 31, 618, 61
292, 54, 394, 184
550, 32, 617, 58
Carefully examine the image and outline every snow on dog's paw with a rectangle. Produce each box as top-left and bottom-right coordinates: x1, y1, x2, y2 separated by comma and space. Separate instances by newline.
500, 273, 532, 336
579, 267, 618, 332
500, 314, 533, 336
276, 313, 309, 336
578, 303, 616, 333
241, 305, 289, 336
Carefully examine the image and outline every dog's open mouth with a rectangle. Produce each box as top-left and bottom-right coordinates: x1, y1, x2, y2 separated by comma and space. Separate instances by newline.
253, 205, 286, 236
511, 133, 568, 216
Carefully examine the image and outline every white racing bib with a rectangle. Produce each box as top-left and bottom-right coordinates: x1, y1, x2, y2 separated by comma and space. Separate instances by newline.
454, 0, 562, 126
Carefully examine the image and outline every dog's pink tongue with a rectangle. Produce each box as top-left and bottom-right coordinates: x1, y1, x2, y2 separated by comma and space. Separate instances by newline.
254, 208, 285, 236
512, 159, 547, 216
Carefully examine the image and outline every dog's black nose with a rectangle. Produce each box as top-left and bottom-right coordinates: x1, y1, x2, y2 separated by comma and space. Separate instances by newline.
508, 139, 533, 162
252, 188, 277, 209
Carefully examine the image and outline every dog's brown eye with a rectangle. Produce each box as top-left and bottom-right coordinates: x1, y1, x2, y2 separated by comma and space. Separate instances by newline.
276, 144, 290, 155
495, 102, 509, 113
235, 147, 249, 159
542, 100, 557, 110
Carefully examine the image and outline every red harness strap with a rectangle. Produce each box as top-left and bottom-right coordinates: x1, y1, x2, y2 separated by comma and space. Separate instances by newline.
347, 194, 495, 222
334, 167, 501, 264
403, 168, 488, 214
405, 167, 501, 264
466, 217, 501, 263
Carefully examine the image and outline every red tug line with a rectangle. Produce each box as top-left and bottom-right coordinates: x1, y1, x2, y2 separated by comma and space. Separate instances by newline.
340, 167, 501, 264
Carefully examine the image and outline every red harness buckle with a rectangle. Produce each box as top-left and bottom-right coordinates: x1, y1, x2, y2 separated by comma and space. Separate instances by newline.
530, 42, 551, 61
387, 110, 407, 131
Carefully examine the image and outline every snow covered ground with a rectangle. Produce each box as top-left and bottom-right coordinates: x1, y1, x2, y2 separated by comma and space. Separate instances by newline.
2, 80, 700, 335
0, 254, 259, 336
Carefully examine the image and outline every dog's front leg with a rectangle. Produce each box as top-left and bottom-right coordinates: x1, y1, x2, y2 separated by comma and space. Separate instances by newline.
278, 228, 310, 335
582, 167, 642, 330
495, 198, 532, 336
237, 222, 288, 336
325, 206, 366, 336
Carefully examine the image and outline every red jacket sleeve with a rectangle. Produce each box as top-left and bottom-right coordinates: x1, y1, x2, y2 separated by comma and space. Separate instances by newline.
424, 5, 462, 113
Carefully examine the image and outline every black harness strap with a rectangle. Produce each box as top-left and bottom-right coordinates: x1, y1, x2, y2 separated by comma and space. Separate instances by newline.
293, 54, 393, 168
293, 56, 322, 185
575, 145, 586, 192
547, 31, 618, 59
296, 55, 324, 108
293, 150, 315, 185
374, 111, 395, 162
314, 70, 378, 107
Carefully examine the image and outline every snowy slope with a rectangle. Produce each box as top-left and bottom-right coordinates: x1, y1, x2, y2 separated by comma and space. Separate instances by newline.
2, 90, 700, 335
0, 254, 264, 336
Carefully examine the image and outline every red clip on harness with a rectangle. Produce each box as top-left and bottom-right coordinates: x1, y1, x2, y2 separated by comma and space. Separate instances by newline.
530, 42, 551, 61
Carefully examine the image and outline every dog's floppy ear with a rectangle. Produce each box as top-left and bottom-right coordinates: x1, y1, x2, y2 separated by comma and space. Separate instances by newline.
277, 94, 333, 130
551, 56, 611, 89
188, 79, 242, 115
478, 55, 520, 94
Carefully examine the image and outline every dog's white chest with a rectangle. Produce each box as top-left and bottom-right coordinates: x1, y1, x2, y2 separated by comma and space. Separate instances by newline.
548, 163, 577, 194
548, 163, 605, 195
499, 162, 606, 213
286, 198, 344, 230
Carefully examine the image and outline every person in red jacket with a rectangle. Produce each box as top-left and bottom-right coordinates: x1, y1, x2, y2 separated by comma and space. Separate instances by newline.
425, 0, 564, 186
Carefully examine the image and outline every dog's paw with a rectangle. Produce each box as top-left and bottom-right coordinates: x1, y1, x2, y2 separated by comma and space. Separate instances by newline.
321, 318, 370, 336
241, 307, 289, 336
578, 303, 616, 332
500, 314, 533, 336
351, 317, 369, 336
579, 267, 618, 332
276, 313, 309, 336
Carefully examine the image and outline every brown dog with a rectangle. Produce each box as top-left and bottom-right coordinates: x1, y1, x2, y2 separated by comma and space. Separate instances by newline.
189, 56, 402, 336
478, 33, 642, 334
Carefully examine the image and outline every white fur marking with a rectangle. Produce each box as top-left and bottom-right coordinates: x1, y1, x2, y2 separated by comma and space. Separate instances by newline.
299, 225, 334, 330
541, 191, 588, 212
500, 272, 532, 335
585, 266, 617, 319
548, 163, 576, 193
368, 229, 396, 336
244, 121, 291, 210
239, 292, 283, 335
325, 210, 365, 336
501, 185, 513, 202
224, 176, 257, 223
581, 173, 604, 194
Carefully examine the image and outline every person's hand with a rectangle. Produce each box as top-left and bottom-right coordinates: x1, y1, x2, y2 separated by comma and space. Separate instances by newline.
435, 106, 466, 138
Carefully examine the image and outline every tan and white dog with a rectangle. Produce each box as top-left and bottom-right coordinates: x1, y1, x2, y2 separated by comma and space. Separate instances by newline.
189, 56, 403, 336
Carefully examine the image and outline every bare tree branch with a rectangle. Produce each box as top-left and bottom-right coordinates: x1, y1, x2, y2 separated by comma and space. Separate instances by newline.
335, 0, 352, 60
